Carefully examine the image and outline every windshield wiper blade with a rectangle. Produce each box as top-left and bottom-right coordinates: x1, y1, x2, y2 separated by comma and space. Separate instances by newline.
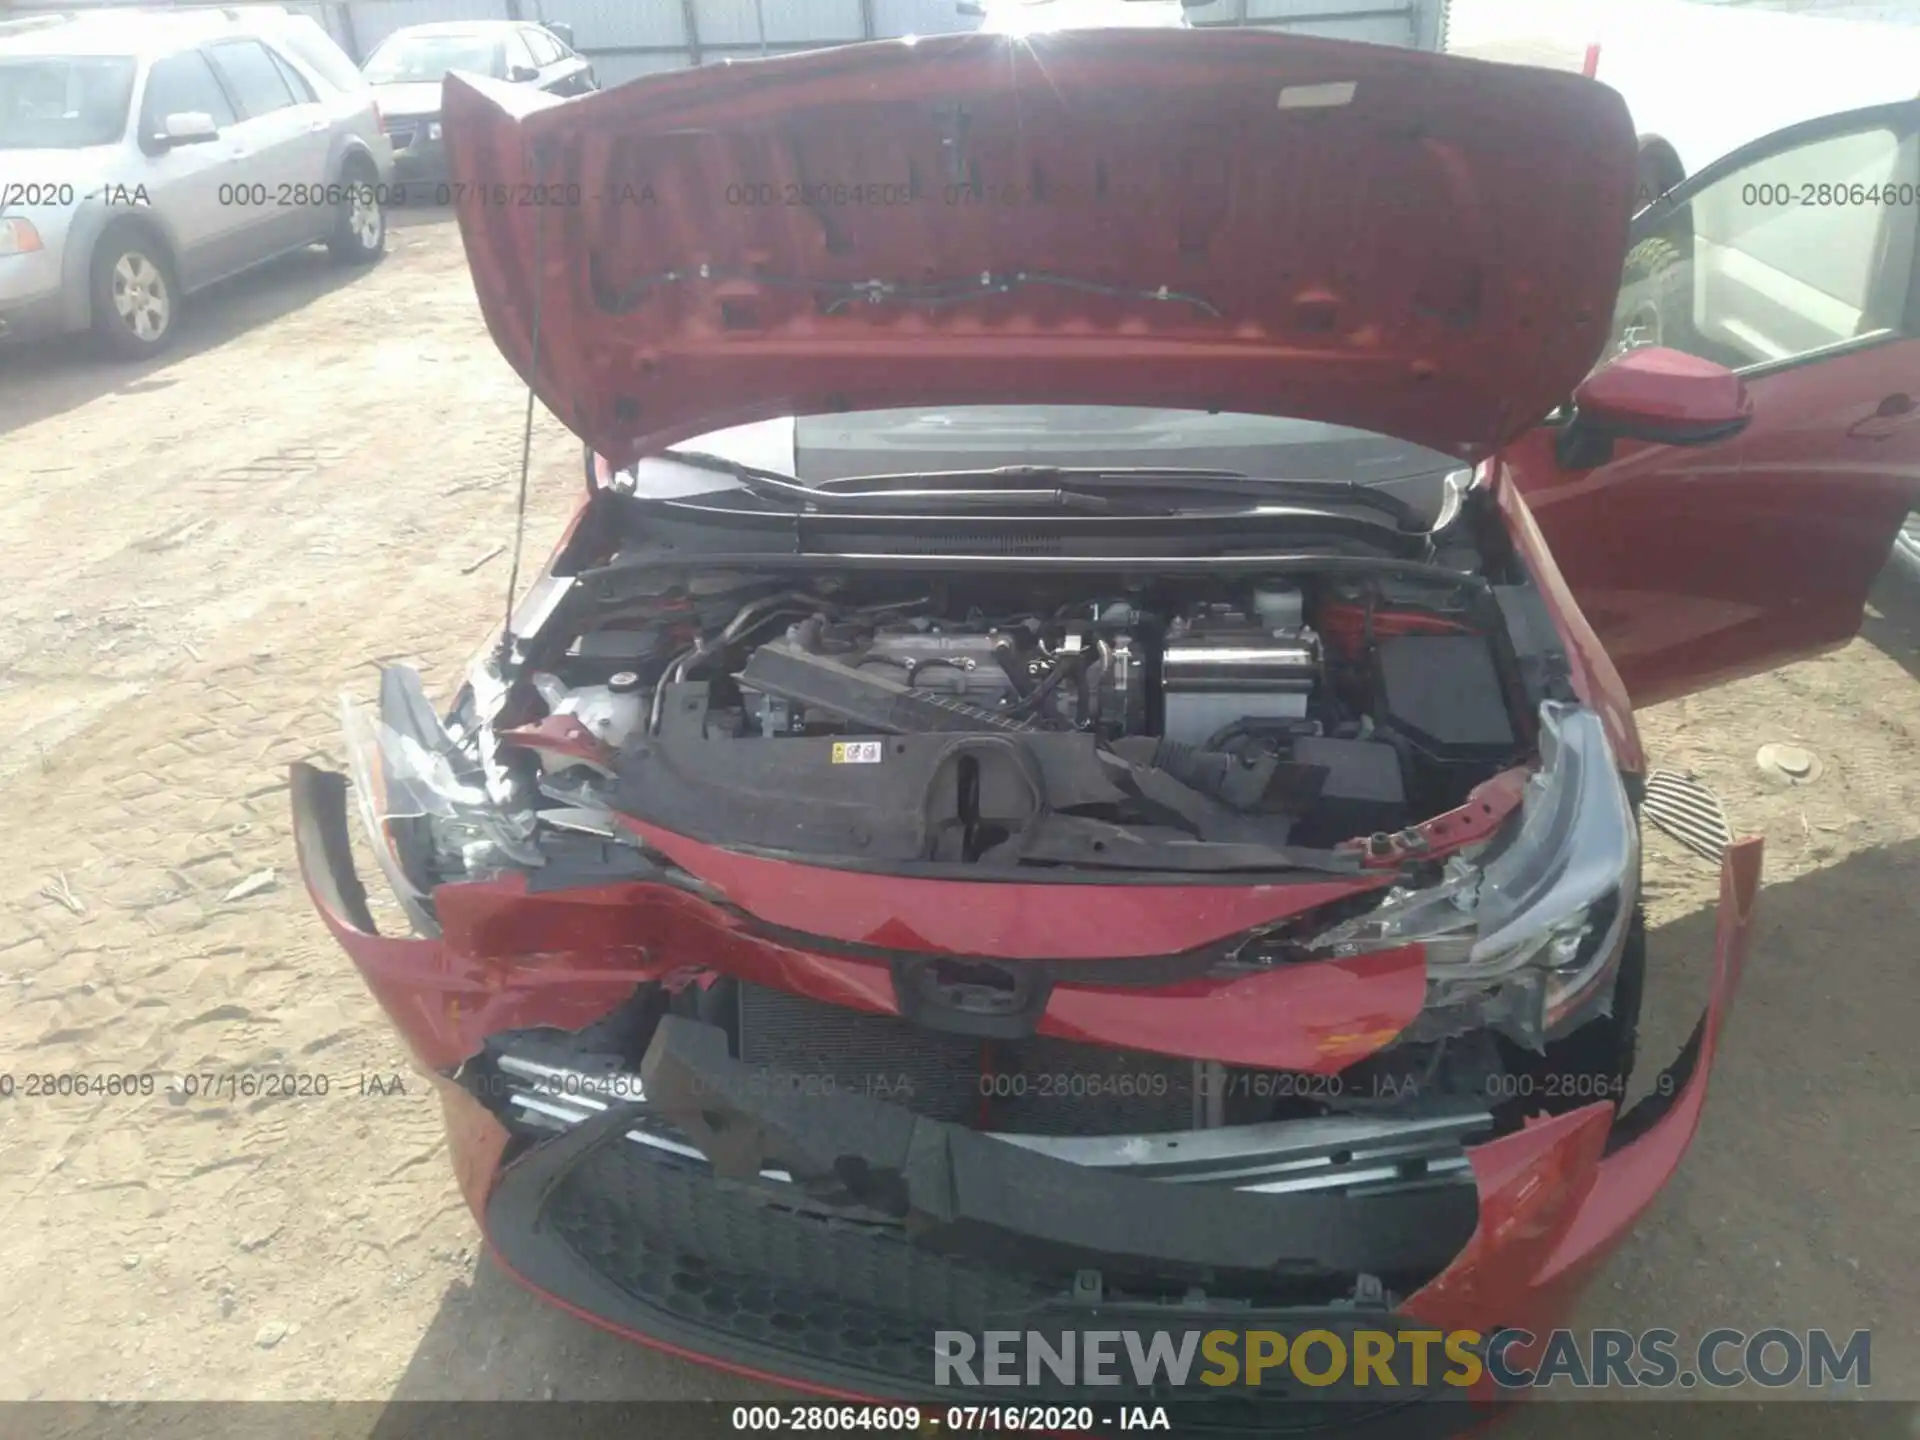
661, 450, 1127, 513
660, 453, 1434, 525
815, 466, 1432, 530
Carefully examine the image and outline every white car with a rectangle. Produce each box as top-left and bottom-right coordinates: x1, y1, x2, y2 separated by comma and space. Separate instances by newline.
1447, 0, 1920, 581
0, 5, 393, 358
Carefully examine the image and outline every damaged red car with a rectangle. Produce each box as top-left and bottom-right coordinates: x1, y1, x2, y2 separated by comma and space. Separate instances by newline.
291, 26, 1920, 1426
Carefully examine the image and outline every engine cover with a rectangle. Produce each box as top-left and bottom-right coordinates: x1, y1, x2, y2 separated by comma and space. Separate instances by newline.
854, 630, 1017, 706
765, 623, 1146, 737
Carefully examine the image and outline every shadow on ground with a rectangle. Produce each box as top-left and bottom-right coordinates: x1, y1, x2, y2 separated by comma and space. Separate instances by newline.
0, 244, 384, 438
0, 204, 462, 439
1863, 557, 1920, 683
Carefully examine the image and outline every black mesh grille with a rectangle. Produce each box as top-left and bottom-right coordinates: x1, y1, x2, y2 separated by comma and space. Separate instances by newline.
546, 1139, 1050, 1363
530, 1131, 1465, 1430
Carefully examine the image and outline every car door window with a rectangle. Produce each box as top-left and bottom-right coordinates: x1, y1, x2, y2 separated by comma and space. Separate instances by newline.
140, 49, 237, 134
1609, 110, 1919, 375
502, 31, 539, 76
266, 46, 318, 104
206, 39, 298, 119
521, 28, 562, 66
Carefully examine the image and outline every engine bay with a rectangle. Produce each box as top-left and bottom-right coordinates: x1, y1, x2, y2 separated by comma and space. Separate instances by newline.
482, 569, 1538, 873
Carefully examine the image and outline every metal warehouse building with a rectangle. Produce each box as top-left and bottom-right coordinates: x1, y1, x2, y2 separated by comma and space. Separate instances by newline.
0, 0, 1450, 91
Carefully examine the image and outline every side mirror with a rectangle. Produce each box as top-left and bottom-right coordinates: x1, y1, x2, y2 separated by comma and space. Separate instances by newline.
1554, 346, 1752, 470
509, 64, 540, 83
157, 110, 220, 148
544, 21, 574, 47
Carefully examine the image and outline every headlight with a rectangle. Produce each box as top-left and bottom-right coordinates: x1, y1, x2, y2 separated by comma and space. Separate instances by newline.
1310, 701, 1639, 1050
427, 121, 443, 141
339, 670, 541, 936
0, 218, 44, 257
340, 695, 450, 936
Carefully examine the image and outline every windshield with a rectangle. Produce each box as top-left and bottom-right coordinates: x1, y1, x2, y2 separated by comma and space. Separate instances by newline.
362, 34, 502, 85
794, 407, 1451, 484
660, 406, 1461, 523
0, 56, 136, 150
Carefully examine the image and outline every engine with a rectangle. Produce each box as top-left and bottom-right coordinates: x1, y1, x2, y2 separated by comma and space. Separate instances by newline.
715, 584, 1428, 849
736, 610, 1148, 740
510, 575, 1524, 861
729, 588, 1324, 749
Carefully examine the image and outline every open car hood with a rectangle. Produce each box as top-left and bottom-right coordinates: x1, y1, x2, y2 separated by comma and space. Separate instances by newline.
442, 29, 1638, 469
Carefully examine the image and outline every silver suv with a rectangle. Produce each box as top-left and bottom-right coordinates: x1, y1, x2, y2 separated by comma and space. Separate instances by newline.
0, 6, 393, 358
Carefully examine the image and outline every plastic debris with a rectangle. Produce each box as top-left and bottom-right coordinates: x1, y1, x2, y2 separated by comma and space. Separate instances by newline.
224, 869, 276, 902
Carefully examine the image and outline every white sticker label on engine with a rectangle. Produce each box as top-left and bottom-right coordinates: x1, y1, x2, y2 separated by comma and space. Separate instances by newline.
831, 741, 884, 765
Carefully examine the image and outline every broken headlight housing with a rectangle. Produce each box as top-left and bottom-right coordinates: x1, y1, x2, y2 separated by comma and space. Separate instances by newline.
339, 667, 541, 937
1310, 701, 1639, 1050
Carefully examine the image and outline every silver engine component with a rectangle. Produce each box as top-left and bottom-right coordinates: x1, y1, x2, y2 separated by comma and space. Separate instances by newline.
1161, 587, 1320, 749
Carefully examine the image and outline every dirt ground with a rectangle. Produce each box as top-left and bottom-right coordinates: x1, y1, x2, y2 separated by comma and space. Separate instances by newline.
0, 215, 1916, 1431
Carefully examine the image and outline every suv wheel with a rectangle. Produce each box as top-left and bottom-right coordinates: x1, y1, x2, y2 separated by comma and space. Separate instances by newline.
89, 229, 179, 360
328, 164, 386, 265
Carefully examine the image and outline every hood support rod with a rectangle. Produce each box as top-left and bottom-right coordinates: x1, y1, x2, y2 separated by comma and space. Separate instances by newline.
499, 140, 555, 664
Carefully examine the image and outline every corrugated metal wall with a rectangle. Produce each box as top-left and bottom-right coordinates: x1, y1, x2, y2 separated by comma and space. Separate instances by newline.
490, 0, 1437, 83
1692, 0, 1920, 20
0, 0, 1446, 86
541, 0, 975, 90
345, 0, 511, 53
1189, 0, 1436, 47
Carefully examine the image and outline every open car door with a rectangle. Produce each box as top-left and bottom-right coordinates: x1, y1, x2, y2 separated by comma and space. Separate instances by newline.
1506, 99, 1920, 708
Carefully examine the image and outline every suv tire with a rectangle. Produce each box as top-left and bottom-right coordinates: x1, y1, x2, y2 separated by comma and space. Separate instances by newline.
89, 225, 181, 361
328, 158, 386, 265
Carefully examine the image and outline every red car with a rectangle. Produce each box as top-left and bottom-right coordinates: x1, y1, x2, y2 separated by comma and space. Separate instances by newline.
292, 28, 1920, 1426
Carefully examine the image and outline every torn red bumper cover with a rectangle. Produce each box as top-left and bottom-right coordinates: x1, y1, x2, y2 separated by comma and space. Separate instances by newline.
291, 761, 1761, 1415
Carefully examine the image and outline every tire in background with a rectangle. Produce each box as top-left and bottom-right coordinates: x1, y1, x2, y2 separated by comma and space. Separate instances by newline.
328, 157, 387, 265
88, 222, 181, 361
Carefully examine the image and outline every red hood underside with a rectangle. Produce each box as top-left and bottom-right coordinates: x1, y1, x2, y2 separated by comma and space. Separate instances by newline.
441, 29, 1638, 468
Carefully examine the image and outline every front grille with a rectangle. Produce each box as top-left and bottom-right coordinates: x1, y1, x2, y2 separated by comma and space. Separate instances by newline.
494, 1122, 1472, 1430
736, 982, 1196, 1134
547, 1136, 1046, 1360
497, 1050, 1491, 1199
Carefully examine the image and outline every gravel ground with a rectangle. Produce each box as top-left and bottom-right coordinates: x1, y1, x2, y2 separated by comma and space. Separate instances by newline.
0, 214, 1914, 1434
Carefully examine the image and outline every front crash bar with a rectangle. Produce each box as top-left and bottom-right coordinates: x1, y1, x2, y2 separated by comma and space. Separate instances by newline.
635, 1014, 1480, 1284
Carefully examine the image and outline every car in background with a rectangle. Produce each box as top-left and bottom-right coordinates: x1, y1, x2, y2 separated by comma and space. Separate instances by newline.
1598, 102, 1920, 584
1449, 0, 1920, 585
1448, 0, 1920, 202
0, 6, 392, 359
361, 21, 596, 197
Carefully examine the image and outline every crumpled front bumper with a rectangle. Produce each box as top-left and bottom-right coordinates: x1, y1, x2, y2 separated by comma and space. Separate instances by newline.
292, 759, 1763, 1420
